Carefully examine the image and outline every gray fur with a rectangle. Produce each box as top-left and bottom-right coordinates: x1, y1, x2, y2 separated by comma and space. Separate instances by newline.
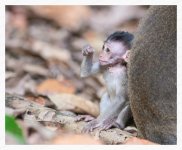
80, 46, 131, 131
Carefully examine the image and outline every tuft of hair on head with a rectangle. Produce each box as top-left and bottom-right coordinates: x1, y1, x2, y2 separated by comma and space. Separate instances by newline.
105, 31, 134, 49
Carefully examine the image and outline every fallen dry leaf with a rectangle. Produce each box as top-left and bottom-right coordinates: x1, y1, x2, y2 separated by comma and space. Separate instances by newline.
5, 5, 146, 144
48, 93, 99, 117
29, 6, 91, 31
31, 40, 71, 62
36, 79, 76, 95
26, 96, 46, 106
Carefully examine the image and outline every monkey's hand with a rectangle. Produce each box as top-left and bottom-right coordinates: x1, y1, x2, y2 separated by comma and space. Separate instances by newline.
82, 119, 99, 133
82, 45, 95, 56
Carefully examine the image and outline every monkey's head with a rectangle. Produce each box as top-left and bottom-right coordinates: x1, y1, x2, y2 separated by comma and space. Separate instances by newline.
99, 31, 134, 66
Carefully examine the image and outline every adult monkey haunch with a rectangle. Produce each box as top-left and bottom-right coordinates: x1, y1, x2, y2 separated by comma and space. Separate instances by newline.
128, 6, 177, 144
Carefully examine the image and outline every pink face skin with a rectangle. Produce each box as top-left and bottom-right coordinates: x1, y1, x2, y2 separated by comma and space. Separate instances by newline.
99, 40, 127, 66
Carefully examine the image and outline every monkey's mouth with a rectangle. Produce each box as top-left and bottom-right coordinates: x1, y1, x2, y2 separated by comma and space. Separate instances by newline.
99, 60, 108, 65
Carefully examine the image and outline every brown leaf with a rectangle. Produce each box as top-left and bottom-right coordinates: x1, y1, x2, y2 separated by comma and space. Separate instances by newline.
26, 96, 46, 106
29, 6, 91, 31
30, 40, 71, 62
48, 93, 99, 117
7, 6, 28, 31
36, 79, 75, 95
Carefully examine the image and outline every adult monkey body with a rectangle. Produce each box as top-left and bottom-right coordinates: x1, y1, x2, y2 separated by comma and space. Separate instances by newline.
129, 6, 176, 144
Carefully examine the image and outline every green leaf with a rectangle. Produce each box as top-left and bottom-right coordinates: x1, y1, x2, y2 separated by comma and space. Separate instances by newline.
5, 114, 25, 144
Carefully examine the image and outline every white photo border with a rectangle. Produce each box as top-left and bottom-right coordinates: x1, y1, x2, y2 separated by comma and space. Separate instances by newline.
1, 0, 182, 150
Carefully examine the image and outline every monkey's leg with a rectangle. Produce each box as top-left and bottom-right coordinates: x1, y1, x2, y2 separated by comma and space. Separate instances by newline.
75, 93, 110, 123
82, 93, 118, 132
99, 93, 111, 113
115, 104, 132, 129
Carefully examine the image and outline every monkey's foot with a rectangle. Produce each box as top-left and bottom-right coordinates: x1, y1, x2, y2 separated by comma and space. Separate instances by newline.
75, 115, 95, 122
98, 117, 117, 130
82, 117, 117, 133
82, 119, 99, 133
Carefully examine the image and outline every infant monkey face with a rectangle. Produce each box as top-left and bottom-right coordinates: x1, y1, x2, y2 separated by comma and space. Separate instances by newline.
99, 41, 127, 66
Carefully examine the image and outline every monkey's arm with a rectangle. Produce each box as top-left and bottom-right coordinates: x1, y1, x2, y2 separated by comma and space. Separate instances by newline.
80, 56, 101, 77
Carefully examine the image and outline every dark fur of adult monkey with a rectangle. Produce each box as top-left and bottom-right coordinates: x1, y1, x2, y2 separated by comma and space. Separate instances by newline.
128, 6, 177, 144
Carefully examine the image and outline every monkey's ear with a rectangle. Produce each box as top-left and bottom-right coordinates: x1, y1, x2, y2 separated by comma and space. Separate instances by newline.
122, 50, 130, 63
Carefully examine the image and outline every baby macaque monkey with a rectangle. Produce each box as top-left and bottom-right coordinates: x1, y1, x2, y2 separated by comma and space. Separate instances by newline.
77, 31, 134, 132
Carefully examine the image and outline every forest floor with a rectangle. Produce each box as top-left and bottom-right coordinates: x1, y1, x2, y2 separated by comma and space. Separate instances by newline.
5, 6, 148, 144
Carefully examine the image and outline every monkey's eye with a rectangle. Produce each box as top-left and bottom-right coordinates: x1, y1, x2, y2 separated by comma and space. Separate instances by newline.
106, 48, 110, 53
102, 45, 104, 50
